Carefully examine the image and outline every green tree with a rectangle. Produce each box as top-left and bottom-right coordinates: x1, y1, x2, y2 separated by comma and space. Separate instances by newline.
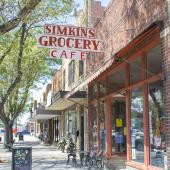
0, 0, 74, 144
0, 0, 73, 34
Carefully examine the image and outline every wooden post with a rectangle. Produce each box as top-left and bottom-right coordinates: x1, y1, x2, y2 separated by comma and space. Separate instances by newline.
88, 86, 93, 149
96, 82, 100, 152
105, 97, 112, 158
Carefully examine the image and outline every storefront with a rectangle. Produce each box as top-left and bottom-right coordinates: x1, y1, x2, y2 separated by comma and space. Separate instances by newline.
88, 24, 166, 169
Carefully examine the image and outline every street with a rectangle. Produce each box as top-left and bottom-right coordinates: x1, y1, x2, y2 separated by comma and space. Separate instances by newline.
0, 135, 104, 170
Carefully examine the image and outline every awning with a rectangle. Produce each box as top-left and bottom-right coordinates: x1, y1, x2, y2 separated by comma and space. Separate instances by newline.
64, 57, 115, 99
32, 108, 61, 120
47, 91, 86, 110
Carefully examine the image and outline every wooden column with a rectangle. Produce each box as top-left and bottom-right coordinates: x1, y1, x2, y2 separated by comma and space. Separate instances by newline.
96, 82, 100, 152
125, 63, 131, 162
105, 96, 112, 158
88, 86, 93, 149
141, 54, 150, 166
48, 119, 53, 144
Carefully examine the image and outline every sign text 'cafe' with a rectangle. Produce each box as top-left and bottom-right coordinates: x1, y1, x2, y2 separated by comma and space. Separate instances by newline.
37, 24, 102, 60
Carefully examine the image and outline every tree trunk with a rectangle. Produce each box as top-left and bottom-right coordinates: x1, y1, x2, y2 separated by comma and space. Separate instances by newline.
4, 123, 13, 145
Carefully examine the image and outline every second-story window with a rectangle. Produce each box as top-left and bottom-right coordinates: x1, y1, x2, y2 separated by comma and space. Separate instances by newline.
79, 61, 84, 77
63, 70, 65, 90
68, 60, 75, 85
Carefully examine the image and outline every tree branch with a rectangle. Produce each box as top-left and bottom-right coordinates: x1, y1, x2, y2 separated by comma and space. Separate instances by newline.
2, 22, 27, 104
0, 43, 13, 65
0, 0, 41, 34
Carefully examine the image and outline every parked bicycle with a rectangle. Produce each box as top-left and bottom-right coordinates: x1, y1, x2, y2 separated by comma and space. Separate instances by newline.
79, 149, 105, 168
66, 138, 77, 167
57, 137, 67, 152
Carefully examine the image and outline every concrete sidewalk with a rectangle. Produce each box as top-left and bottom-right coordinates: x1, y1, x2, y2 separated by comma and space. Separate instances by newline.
0, 144, 105, 170
0, 135, 126, 170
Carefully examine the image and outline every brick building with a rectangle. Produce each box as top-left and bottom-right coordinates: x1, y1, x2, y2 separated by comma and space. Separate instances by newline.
65, 0, 170, 169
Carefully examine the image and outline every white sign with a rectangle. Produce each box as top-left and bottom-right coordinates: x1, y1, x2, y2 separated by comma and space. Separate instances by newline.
50, 49, 86, 60
37, 24, 103, 60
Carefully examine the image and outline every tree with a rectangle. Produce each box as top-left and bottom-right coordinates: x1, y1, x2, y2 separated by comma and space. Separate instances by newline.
0, 0, 41, 34
0, 0, 74, 144
0, 22, 55, 144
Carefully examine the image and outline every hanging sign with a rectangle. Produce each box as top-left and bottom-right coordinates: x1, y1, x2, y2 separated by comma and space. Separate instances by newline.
37, 24, 102, 60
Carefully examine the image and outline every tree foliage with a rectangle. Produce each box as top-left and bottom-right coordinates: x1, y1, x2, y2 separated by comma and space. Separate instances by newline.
0, 0, 74, 144
0, 0, 73, 34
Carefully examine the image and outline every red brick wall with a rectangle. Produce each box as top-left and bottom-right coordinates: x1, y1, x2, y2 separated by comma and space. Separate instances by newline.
91, 1, 105, 26
86, 0, 168, 75
161, 18, 170, 168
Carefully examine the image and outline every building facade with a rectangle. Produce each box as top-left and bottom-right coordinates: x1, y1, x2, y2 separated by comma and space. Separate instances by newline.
65, 0, 170, 169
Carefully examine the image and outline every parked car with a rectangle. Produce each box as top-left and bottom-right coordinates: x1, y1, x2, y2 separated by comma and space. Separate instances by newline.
16, 130, 30, 136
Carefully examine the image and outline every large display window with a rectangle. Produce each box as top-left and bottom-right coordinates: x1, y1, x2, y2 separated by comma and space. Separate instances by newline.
131, 88, 144, 163
100, 101, 106, 151
148, 80, 166, 169
91, 104, 97, 148
112, 100, 126, 153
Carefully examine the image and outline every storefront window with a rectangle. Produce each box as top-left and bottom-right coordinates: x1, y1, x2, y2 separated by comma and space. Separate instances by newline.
149, 80, 166, 169
92, 84, 97, 99
147, 45, 162, 78
99, 83, 106, 97
92, 104, 97, 148
68, 109, 77, 142
112, 100, 126, 153
131, 88, 144, 163
100, 101, 106, 151
130, 58, 142, 84
109, 68, 125, 93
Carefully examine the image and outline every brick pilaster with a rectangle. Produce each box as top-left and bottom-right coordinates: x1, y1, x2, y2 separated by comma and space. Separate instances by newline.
161, 23, 170, 169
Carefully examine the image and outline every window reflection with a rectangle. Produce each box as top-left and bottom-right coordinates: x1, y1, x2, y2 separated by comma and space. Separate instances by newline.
100, 101, 106, 151
92, 104, 97, 148
112, 100, 126, 153
131, 88, 144, 163
149, 80, 167, 169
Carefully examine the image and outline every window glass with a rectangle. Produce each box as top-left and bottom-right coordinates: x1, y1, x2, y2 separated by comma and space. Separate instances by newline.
68, 61, 75, 85
100, 101, 106, 151
130, 58, 142, 84
131, 88, 144, 163
99, 83, 106, 97
108, 68, 125, 93
92, 104, 97, 148
149, 80, 167, 169
63, 70, 65, 90
79, 61, 84, 76
147, 45, 162, 77
92, 84, 97, 99
112, 100, 126, 153
112, 100, 116, 152
68, 109, 76, 142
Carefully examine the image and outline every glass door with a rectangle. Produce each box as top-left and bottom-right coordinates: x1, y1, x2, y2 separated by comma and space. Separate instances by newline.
112, 99, 126, 154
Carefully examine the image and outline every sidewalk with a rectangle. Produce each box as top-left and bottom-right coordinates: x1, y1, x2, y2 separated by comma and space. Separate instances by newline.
0, 135, 126, 170
0, 144, 105, 170
0, 135, 105, 170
